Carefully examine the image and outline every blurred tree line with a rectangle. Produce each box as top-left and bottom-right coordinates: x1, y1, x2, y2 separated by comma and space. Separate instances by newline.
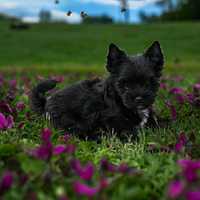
140, 0, 200, 22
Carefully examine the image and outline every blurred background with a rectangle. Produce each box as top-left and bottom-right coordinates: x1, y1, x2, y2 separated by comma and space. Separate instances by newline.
0, 0, 199, 76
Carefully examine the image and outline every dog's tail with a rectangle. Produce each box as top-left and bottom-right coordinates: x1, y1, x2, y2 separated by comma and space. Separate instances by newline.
30, 79, 58, 114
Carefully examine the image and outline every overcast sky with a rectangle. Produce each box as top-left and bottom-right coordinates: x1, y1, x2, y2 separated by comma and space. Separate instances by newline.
0, 0, 162, 23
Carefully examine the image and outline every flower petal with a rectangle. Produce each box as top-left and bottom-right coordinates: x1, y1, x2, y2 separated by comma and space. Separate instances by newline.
73, 181, 99, 197
0, 113, 7, 129
53, 145, 66, 155
6, 115, 14, 129
41, 128, 52, 142
186, 191, 200, 200
168, 180, 184, 199
0, 171, 13, 194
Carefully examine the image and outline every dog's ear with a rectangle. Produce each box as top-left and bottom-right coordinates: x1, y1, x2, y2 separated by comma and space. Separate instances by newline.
106, 43, 126, 73
144, 41, 164, 70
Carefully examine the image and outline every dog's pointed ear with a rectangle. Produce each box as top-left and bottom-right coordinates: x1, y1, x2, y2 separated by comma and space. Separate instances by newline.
106, 43, 126, 73
144, 41, 164, 69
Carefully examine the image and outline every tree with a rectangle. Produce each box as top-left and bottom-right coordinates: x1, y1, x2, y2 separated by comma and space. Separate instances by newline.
39, 10, 51, 23
141, 0, 200, 22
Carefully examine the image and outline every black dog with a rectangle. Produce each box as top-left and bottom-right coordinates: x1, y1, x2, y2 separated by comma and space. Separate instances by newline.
30, 41, 164, 138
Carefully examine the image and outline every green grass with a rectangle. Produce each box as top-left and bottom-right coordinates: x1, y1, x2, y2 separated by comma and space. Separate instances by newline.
1, 21, 200, 75
1, 21, 200, 199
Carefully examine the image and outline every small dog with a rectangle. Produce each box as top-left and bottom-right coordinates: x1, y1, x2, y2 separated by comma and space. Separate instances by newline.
30, 41, 164, 138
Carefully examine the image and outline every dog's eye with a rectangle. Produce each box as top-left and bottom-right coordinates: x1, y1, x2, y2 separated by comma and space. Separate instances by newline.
118, 80, 128, 90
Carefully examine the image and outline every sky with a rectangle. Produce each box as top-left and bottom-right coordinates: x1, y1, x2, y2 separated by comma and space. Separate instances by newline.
0, 0, 163, 23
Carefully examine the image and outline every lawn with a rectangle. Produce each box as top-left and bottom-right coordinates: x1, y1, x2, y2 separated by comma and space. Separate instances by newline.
0, 21, 200, 200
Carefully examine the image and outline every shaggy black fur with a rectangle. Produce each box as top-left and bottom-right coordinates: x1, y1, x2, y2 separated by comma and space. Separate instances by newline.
30, 41, 164, 139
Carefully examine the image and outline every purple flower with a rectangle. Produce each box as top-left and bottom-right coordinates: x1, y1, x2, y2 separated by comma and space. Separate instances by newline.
8, 79, 17, 89
165, 101, 177, 121
16, 101, 25, 111
71, 159, 94, 180
187, 93, 195, 104
100, 159, 117, 173
58, 134, 71, 143
73, 181, 99, 197
65, 144, 76, 154
175, 132, 187, 152
30, 128, 53, 161
18, 122, 25, 129
41, 128, 52, 142
186, 191, 200, 200
167, 180, 184, 199
193, 83, 200, 97
51, 75, 65, 83
175, 95, 186, 104
117, 163, 139, 175
178, 159, 200, 182
169, 87, 184, 95
160, 82, 167, 90
0, 101, 13, 114
31, 142, 53, 161
53, 143, 76, 155
0, 113, 14, 130
0, 171, 13, 195
53, 145, 66, 155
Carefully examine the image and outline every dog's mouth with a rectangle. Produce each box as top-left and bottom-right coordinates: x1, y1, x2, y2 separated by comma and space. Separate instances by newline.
122, 96, 147, 110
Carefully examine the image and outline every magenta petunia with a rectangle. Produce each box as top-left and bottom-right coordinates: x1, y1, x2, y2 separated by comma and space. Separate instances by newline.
16, 101, 26, 111
169, 87, 184, 95
53, 145, 66, 155
6, 115, 14, 129
71, 159, 94, 181
0, 113, 14, 130
41, 128, 52, 142
100, 159, 117, 173
167, 180, 184, 199
175, 94, 186, 104
73, 181, 99, 197
30, 128, 53, 161
175, 132, 187, 152
186, 191, 200, 200
31, 142, 53, 161
0, 171, 13, 195
65, 144, 76, 154
178, 159, 200, 182
0, 113, 7, 129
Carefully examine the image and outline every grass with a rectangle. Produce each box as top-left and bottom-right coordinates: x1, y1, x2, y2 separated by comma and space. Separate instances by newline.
0, 20, 200, 199
1, 21, 200, 75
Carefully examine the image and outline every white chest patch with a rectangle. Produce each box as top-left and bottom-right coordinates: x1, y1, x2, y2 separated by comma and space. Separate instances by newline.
137, 109, 149, 128
45, 112, 51, 121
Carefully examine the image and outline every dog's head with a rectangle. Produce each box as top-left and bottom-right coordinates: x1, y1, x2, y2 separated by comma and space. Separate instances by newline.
106, 41, 164, 110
